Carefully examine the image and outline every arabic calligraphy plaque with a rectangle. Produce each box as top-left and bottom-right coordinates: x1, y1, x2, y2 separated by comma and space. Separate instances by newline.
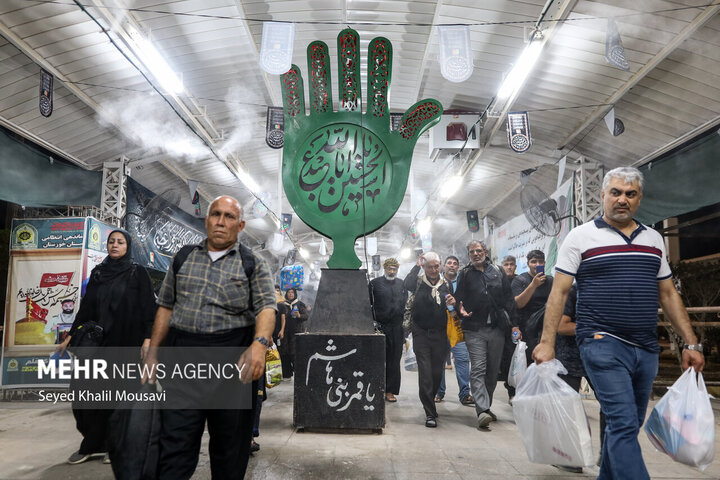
294, 333, 385, 430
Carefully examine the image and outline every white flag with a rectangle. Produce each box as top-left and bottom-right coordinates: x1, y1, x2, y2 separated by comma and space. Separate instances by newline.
557, 156, 567, 191
604, 108, 615, 135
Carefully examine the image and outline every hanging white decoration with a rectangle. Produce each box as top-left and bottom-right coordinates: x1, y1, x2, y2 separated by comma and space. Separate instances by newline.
421, 231, 433, 251
271, 232, 284, 252
366, 237, 378, 256
438, 26, 474, 83
259, 22, 295, 75
557, 156, 567, 191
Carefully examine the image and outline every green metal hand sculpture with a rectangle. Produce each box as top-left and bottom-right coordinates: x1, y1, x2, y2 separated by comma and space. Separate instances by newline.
281, 29, 443, 269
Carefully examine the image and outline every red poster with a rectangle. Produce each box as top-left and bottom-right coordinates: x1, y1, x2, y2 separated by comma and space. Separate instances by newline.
25, 297, 49, 322
39, 272, 74, 287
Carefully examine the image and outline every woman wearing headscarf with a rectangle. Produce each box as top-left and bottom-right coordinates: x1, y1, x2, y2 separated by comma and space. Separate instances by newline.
57, 229, 156, 465
278, 288, 308, 378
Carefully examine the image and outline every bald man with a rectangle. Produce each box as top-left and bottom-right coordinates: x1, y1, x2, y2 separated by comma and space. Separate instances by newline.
145, 196, 277, 479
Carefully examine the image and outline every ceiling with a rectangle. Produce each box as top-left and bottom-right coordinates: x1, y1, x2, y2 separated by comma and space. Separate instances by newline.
1, 0, 719, 270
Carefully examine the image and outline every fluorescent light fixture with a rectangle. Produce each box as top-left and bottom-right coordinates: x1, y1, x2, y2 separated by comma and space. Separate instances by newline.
441, 174, 463, 199
400, 248, 411, 260
417, 217, 432, 235
127, 26, 184, 95
496, 40, 543, 102
235, 167, 260, 195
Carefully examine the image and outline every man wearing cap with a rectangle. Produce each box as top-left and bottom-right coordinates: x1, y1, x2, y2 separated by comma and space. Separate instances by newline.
369, 257, 408, 402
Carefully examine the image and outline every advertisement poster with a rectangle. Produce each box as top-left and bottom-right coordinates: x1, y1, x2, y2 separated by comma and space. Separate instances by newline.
7, 254, 81, 346
494, 179, 574, 274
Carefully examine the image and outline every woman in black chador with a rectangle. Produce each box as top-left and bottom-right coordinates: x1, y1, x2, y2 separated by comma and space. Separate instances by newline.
279, 288, 308, 378
58, 229, 156, 465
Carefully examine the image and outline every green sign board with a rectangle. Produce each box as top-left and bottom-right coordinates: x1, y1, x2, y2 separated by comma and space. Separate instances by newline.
2, 356, 68, 387
281, 29, 442, 269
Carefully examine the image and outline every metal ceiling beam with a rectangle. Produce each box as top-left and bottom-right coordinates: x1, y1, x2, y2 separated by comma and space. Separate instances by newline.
0, 10, 216, 207
409, 0, 444, 103
559, 1, 720, 150
87, 0, 258, 198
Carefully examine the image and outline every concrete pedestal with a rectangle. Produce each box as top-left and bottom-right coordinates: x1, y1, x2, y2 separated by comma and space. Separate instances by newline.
293, 269, 385, 431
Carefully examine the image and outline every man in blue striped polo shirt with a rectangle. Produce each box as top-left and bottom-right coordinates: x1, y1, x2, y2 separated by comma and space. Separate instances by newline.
533, 166, 704, 480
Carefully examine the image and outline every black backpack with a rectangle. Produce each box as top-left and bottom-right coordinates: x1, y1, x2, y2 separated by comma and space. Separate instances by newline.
173, 243, 255, 279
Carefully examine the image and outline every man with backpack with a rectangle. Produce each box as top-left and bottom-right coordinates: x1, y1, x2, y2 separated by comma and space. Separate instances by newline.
142, 196, 277, 479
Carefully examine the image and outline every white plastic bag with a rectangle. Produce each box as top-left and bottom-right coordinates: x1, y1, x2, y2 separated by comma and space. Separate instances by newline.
404, 334, 418, 371
508, 340, 527, 387
644, 367, 714, 471
512, 359, 594, 467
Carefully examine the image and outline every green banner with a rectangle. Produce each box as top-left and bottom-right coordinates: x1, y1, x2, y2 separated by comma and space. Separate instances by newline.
0, 127, 101, 208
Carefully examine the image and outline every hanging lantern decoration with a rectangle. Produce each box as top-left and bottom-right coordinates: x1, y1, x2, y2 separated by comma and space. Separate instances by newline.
252, 192, 272, 218
438, 26, 474, 83
507, 111, 532, 153
259, 22, 295, 75
366, 236, 378, 256
605, 18, 630, 71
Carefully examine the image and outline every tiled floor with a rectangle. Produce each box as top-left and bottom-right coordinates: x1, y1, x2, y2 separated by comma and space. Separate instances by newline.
1, 367, 718, 479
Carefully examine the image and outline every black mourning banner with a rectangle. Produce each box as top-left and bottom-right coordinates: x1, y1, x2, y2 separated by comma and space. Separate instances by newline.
125, 178, 205, 273
466, 210, 480, 233
266, 107, 284, 149
39, 69, 53, 118
507, 111, 531, 154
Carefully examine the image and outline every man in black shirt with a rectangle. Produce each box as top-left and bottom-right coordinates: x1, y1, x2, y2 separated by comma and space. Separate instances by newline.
369, 257, 407, 403
403, 252, 453, 428
512, 250, 552, 356
501, 255, 517, 280
454, 241, 516, 429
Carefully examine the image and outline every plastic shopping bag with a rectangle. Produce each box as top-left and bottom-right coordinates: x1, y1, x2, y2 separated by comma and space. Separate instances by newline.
265, 346, 282, 388
404, 334, 418, 371
508, 340, 527, 387
512, 359, 594, 467
644, 367, 714, 470
446, 311, 464, 348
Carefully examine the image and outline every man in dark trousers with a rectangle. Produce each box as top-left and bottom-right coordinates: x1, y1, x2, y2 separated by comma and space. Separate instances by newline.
143, 196, 277, 479
512, 250, 553, 357
454, 240, 516, 429
369, 257, 407, 403
403, 252, 453, 428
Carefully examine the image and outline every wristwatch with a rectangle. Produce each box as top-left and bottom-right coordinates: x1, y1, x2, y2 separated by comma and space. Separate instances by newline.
254, 336, 270, 348
683, 343, 702, 352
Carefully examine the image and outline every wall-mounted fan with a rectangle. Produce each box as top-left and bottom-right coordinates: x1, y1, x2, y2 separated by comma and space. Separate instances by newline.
520, 184, 575, 236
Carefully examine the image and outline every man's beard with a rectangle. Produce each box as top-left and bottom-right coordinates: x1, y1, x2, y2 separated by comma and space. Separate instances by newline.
384, 273, 396, 280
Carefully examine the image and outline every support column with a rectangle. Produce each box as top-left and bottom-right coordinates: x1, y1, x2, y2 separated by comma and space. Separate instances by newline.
100, 157, 130, 226
573, 157, 603, 224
